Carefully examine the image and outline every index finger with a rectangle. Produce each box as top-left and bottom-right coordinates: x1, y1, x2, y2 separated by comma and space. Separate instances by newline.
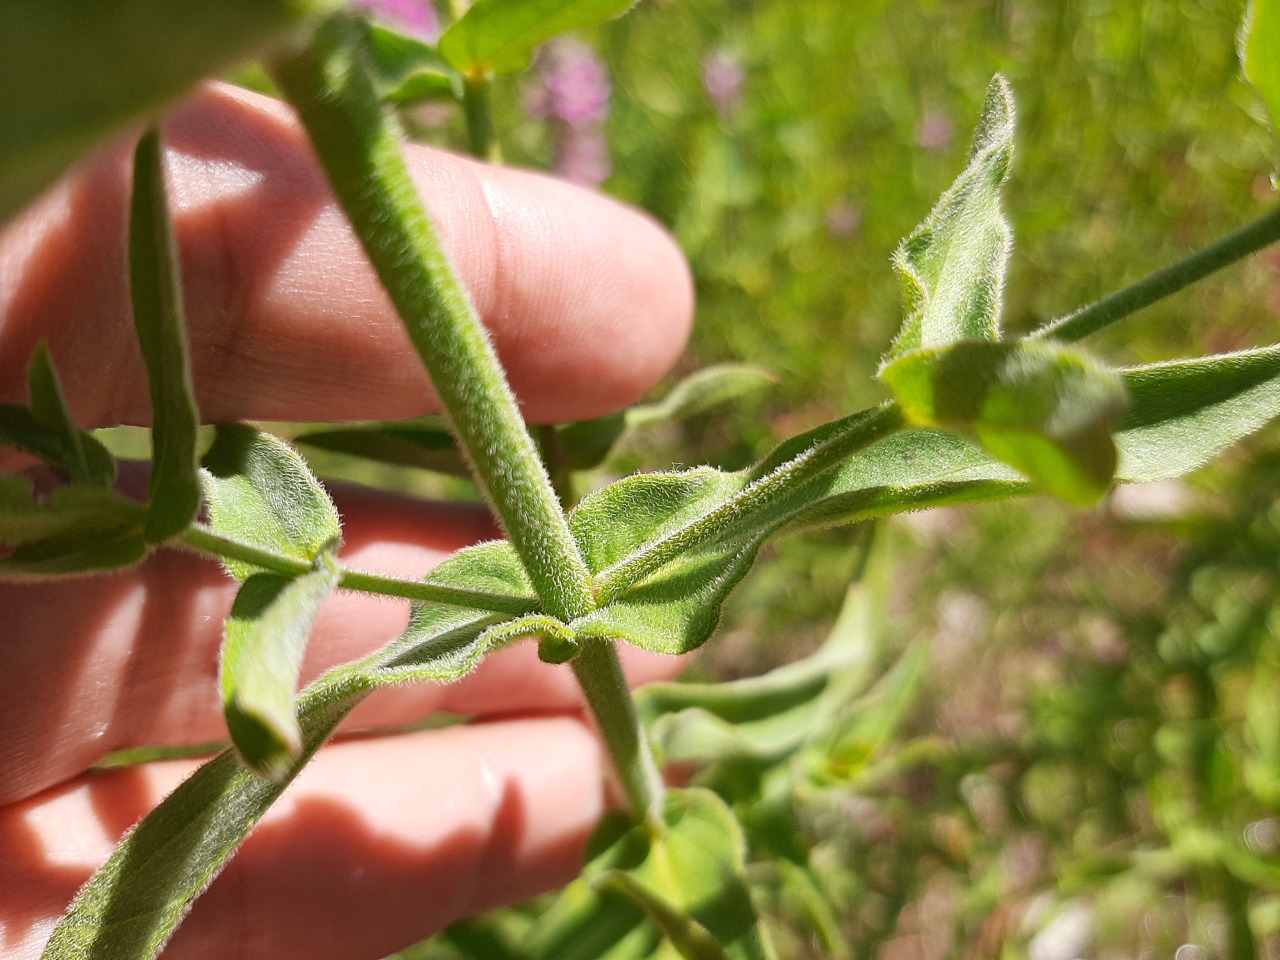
0, 83, 693, 431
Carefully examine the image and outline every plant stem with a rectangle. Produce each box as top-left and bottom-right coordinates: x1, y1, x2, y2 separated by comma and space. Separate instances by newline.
571, 640, 665, 827
1031, 204, 1280, 343
595, 403, 905, 603
462, 73, 501, 163
272, 15, 664, 821
271, 16, 593, 625
180, 526, 537, 614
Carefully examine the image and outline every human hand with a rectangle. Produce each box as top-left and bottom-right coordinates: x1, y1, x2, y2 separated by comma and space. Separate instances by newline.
0, 83, 693, 960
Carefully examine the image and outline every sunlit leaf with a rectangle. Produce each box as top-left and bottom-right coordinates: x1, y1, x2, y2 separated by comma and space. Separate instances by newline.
439, 0, 638, 75
568, 470, 761, 655
0, 0, 339, 225
573, 539, 762, 655
883, 75, 1015, 362
1113, 345, 1280, 482
27, 344, 116, 486
130, 127, 202, 542
881, 339, 1127, 504
200, 424, 342, 579
221, 548, 342, 780
365, 540, 537, 682
1243, 0, 1280, 132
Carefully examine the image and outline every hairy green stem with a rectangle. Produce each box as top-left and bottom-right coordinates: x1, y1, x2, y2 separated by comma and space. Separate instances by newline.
179, 526, 536, 614
1032, 204, 1280, 343
272, 15, 663, 821
270, 16, 593, 624
571, 640, 665, 827
595, 404, 906, 603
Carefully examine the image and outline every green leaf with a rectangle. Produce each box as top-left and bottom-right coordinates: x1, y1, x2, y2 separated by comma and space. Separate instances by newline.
1243, 0, 1280, 132
568, 470, 761, 655
637, 561, 888, 767
881, 340, 1127, 504
0, 525, 149, 579
27, 344, 116, 486
200, 424, 342, 579
1113, 345, 1280, 482
883, 75, 1015, 361
528, 789, 773, 960
221, 548, 342, 780
573, 540, 763, 655
365, 540, 538, 682
294, 417, 470, 478
41, 683, 367, 960
0, 0, 338, 225
439, 0, 637, 75
130, 127, 202, 542
0, 404, 70, 465
559, 412, 629, 472
0, 475, 146, 547
627, 365, 776, 430
366, 21, 463, 102
43, 541, 536, 960
560, 365, 776, 473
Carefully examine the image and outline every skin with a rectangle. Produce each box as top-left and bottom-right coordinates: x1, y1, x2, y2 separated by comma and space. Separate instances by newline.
0, 84, 694, 959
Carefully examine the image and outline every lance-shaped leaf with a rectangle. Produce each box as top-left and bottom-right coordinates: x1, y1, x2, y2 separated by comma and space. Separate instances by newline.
26, 344, 116, 486
130, 127, 202, 542
366, 21, 463, 102
439, 0, 638, 76
221, 547, 342, 780
1243, 0, 1280, 132
527, 789, 773, 960
295, 416, 470, 478
881, 339, 1127, 505
361, 539, 539, 684
0, 525, 149, 579
560, 364, 776, 472
779, 344, 1280, 531
200, 424, 342, 579
1113, 344, 1280, 482
0, 0, 338, 225
44, 542, 535, 959
883, 75, 1015, 363
637, 557, 888, 767
41, 681, 368, 960
627, 365, 775, 430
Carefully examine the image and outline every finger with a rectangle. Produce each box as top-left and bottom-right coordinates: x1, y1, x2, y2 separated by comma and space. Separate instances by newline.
0, 483, 683, 805
0, 81, 693, 434
2, 716, 608, 960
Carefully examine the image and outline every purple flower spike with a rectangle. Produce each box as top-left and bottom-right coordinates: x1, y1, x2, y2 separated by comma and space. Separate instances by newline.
526, 39, 613, 188
537, 40, 612, 126
353, 0, 440, 42
703, 50, 745, 119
